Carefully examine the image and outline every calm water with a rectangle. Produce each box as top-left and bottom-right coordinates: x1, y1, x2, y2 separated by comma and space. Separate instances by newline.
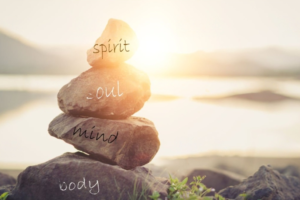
1, 75, 300, 166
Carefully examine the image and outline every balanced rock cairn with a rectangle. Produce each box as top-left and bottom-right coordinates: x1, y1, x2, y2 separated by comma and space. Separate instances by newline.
49, 18, 160, 169
8, 19, 167, 200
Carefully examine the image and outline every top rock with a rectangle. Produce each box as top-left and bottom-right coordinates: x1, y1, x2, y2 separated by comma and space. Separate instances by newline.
87, 19, 138, 67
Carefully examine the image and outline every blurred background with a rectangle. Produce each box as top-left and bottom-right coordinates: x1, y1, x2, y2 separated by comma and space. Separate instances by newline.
1, 0, 300, 178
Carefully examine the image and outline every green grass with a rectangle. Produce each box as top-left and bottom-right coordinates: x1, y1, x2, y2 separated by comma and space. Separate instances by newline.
160, 175, 224, 200
117, 174, 228, 200
0, 192, 9, 200
127, 175, 150, 200
239, 193, 262, 200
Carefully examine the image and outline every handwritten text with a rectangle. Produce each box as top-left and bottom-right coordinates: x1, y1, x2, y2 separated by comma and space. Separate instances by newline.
87, 81, 123, 100
93, 38, 130, 59
59, 177, 99, 195
73, 126, 118, 143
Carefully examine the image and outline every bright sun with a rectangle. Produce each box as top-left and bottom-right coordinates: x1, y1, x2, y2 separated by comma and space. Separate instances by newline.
128, 20, 176, 73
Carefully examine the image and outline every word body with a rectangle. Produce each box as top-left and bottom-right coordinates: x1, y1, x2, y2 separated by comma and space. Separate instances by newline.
59, 177, 99, 195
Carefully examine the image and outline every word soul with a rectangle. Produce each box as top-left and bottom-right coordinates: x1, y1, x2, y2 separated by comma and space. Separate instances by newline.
87, 81, 123, 100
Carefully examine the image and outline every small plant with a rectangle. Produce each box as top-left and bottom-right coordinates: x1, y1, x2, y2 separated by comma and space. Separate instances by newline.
168, 175, 189, 200
127, 175, 150, 200
239, 193, 248, 200
0, 192, 9, 200
148, 191, 160, 200
239, 193, 261, 200
149, 175, 225, 200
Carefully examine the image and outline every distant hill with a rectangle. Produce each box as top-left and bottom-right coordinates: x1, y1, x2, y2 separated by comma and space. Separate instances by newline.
0, 31, 86, 75
158, 48, 300, 76
1, 30, 300, 76
158, 52, 269, 76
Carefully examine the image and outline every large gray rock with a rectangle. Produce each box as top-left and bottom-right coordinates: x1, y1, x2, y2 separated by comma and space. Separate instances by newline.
58, 63, 151, 119
220, 165, 300, 200
87, 18, 138, 67
186, 168, 244, 192
9, 152, 168, 200
48, 114, 160, 169
0, 172, 16, 187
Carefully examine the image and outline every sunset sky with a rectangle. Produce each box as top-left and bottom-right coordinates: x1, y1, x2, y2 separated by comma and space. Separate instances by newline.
1, 0, 300, 54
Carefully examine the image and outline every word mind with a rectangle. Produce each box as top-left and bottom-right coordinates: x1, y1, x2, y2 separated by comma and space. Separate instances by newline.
59, 177, 99, 195
73, 126, 118, 143
87, 81, 123, 100
93, 38, 130, 59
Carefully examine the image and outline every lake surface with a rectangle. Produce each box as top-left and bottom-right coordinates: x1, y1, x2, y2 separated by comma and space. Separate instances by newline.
0, 75, 300, 166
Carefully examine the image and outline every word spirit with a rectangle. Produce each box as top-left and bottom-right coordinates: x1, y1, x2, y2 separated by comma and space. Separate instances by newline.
87, 81, 123, 100
93, 38, 130, 59
73, 126, 118, 143
59, 177, 99, 195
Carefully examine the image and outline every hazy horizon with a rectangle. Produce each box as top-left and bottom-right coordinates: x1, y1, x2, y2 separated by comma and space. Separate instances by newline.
1, 0, 300, 53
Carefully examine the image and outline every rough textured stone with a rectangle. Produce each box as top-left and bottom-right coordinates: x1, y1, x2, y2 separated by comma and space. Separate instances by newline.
48, 114, 160, 169
186, 168, 244, 192
87, 18, 138, 67
219, 165, 300, 200
58, 63, 151, 119
0, 172, 16, 187
9, 152, 168, 200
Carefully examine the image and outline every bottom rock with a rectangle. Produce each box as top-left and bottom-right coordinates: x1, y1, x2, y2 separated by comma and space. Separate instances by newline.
219, 165, 300, 200
9, 152, 168, 200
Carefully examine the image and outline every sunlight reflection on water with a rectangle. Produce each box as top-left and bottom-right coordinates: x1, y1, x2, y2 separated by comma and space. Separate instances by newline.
0, 75, 300, 165
1, 75, 300, 97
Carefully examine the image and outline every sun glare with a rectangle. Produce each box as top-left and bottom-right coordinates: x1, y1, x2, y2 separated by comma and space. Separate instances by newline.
129, 20, 176, 73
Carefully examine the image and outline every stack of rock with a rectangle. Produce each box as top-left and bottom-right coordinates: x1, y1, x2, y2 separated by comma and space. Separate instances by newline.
8, 19, 168, 200
50, 18, 160, 169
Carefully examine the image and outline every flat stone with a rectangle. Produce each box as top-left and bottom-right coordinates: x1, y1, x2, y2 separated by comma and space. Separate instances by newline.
57, 63, 150, 119
87, 18, 138, 67
48, 114, 160, 169
9, 152, 168, 200
219, 165, 300, 200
